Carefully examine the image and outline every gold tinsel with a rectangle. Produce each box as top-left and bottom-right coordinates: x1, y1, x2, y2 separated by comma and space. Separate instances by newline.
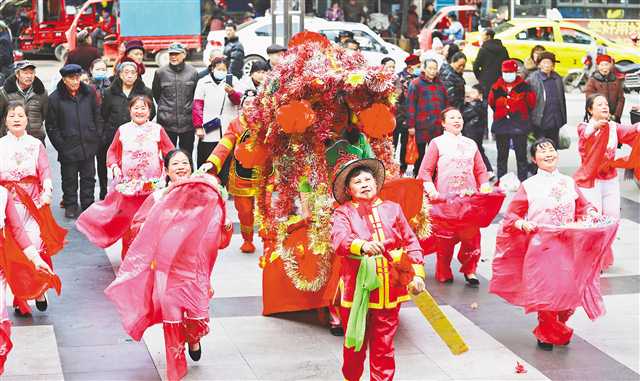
410, 193, 432, 240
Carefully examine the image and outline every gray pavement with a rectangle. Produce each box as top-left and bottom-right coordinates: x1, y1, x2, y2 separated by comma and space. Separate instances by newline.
2, 60, 639, 381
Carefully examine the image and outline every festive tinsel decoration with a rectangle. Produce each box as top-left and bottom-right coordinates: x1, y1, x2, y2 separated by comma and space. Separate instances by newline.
410, 193, 433, 240
243, 32, 399, 291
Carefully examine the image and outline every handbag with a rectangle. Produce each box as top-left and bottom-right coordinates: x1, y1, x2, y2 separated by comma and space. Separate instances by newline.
405, 134, 419, 165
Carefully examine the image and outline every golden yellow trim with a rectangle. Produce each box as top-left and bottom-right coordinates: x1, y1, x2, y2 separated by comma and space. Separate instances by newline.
413, 264, 426, 279
350, 239, 365, 255
240, 224, 253, 234
208, 155, 222, 173
219, 136, 235, 151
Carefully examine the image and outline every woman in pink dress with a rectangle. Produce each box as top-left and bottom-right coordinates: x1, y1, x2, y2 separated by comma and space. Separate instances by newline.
0, 101, 66, 315
77, 95, 174, 258
490, 138, 606, 351
417, 107, 491, 287
574, 93, 639, 267
105, 149, 231, 381
0, 185, 53, 374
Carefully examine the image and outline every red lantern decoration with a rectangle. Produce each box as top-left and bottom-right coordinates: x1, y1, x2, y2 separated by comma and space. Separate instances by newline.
288, 31, 331, 49
235, 141, 269, 168
276, 100, 316, 134
358, 103, 395, 139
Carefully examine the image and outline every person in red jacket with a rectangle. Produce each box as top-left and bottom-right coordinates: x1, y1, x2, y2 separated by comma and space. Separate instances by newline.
488, 59, 536, 182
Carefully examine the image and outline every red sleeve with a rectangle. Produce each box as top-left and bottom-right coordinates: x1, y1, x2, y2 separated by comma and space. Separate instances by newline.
228, 91, 242, 106
5, 196, 32, 250
576, 122, 589, 162
36, 143, 51, 184
473, 150, 489, 186
526, 88, 536, 110
394, 204, 423, 263
416, 141, 439, 182
106, 129, 122, 169
575, 185, 596, 221
502, 185, 529, 233
331, 207, 360, 258
192, 99, 204, 128
158, 128, 176, 157
616, 123, 639, 146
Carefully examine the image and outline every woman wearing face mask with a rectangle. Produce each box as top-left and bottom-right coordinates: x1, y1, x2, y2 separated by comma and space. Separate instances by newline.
574, 94, 639, 268
89, 58, 111, 97
0, 101, 64, 316
488, 59, 537, 183
585, 55, 625, 123
105, 149, 232, 381
417, 107, 492, 286
192, 57, 242, 181
77, 96, 174, 259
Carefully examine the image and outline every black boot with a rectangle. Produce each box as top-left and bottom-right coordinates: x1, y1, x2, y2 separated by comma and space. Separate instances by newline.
329, 324, 344, 337
35, 295, 48, 311
464, 274, 480, 288
537, 340, 553, 351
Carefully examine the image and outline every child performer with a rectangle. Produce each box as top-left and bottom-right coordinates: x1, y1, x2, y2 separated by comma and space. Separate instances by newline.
77, 95, 174, 257
0, 101, 65, 314
331, 158, 425, 381
417, 107, 491, 286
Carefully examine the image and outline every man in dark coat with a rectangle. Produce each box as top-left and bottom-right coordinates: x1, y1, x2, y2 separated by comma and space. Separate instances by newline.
65, 29, 101, 72
152, 42, 198, 155
473, 28, 509, 98
223, 22, 245, 79
527, 51, 567, 146
99, 61, 155, 199
0, 60, 48, 142
46, 64, 101, 218
439, 51, 467, 111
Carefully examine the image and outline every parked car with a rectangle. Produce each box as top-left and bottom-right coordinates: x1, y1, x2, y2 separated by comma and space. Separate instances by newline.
203, 16, 409, 75
463, 19, 640, 76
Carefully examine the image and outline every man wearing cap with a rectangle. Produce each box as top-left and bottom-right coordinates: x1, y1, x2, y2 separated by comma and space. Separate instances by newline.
152, 42, 199, 156
65, 29, 101, 72
46, 64, 101, 218
331, 157, 425, 381
0, 61, 48, 143
266, 44, 286, 70
585, 54, 625, 123
527, 51, 567, 148
394, 54, 421, 175
223, 22, 245, 79
488, 59, 536, 182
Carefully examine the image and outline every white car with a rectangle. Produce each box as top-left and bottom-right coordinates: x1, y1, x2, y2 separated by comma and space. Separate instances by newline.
204, 17, 409, 75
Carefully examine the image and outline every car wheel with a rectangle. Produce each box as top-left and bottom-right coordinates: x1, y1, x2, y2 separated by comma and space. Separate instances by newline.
54, 45, 68, 62
155, 50, 170, 67
243, 55, 268, 77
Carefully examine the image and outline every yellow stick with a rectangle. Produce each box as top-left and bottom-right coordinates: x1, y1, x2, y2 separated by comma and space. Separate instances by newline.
410, 290, 469, 355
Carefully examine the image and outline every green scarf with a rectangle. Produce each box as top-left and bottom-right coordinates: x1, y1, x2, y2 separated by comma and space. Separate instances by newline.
344, 254, 380, 352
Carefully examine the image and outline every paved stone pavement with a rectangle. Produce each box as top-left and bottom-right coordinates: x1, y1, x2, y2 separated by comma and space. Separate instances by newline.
1, 60, 638, 380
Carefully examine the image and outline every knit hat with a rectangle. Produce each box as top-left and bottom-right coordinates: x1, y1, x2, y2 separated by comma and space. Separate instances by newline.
501, 59, 518, 73
124, 40, 145, 54
404, 54, 420, 66
596, 54, 613, 65
536, 51, 559, 64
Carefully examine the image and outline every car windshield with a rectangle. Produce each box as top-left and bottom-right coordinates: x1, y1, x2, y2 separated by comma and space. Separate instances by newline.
237, 19, 257, 31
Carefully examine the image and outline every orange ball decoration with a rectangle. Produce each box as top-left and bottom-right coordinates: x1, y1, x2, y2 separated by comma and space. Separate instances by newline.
235, 141, 269, 168
358, 103, 395, 139
276, 100, 316, 134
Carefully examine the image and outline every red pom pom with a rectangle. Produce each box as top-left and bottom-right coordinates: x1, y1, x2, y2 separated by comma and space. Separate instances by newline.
359, 103, 395, 139
276, 100, 316, 134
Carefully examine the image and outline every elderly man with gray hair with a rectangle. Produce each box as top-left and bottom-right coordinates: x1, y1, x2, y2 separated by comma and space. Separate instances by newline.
152, 42, 199, 156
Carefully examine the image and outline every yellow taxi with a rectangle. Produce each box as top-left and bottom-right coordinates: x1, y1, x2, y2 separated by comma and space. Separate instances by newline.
463, 19, 640, 76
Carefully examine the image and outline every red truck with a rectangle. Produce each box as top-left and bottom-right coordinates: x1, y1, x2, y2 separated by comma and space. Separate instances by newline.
66, 0, 201, 66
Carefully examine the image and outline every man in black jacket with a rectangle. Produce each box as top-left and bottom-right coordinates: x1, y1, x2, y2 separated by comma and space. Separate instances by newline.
223, 22, 245, 79
439, 51, 467, 110
46, 64, 101, 218
99, 61, 155, 199
152, 42, 198, 155
472, 28, 509, 98
0, 60, 48, 143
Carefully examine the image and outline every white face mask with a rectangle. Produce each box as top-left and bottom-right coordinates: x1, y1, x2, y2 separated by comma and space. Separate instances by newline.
213, 70, 226, 81
502, 72, 517, 83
